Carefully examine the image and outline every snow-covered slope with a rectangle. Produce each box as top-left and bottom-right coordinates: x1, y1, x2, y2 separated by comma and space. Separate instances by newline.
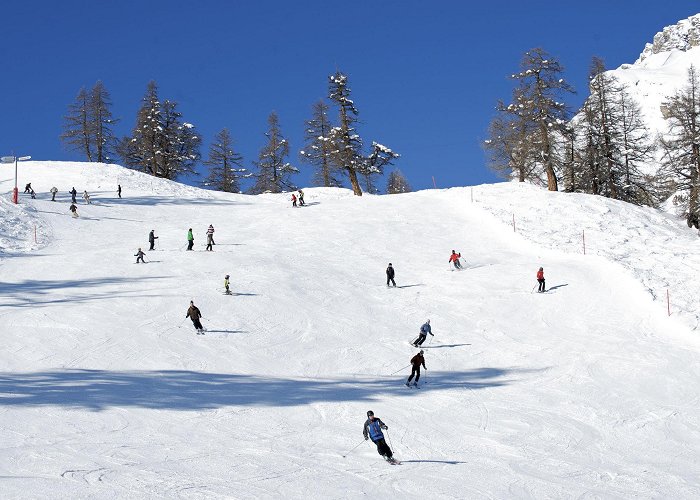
1, 162, 699, 498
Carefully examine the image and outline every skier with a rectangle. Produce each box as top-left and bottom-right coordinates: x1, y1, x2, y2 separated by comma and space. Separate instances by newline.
149, 230, 158, 251
449, 250, 463, 269
24, 183, 32, 193
406, 350, 426, 387
187, 228, 194, 251
135, 248, 146, 264
537, 267, 545, 293
69, 203, 79, 218
50, 186, 58, 201
186, 300, 205, 334
206, 225, 215, 251
291, 193, 297, 207
413, 319, 433, 347
82, 190, 91, 204
30, 188, 36, 199
224, 274, 231, 295
117, 184, 122, 198
298, 189, 305, 206
69, 187, 77, 203
386, 263, 396, 287
363, 411, 396, 463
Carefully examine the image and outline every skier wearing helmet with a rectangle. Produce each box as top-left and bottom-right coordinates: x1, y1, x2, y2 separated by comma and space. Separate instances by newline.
224, 274, 231, 295
412, 319, 433, 347
406, 350, 426, 387
363, 411, 397, 463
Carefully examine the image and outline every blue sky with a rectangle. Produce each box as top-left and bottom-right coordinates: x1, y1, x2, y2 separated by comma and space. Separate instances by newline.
2, 1, 699, 191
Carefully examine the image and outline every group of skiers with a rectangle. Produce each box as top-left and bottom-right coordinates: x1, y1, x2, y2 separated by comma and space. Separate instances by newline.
184, 225, 215, 251
291, 189, 305, 207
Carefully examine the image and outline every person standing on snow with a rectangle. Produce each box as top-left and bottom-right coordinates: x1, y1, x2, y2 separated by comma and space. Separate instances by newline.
413, 319, 434, 347
69, 187, 77, 203
386, 263, 396, 287
50, 186, 58, 201
24, 183, 32, 193
149, 230, 158, 251
291, 193, 297, 207
82, 190, 91, 204
186, 300, 205, 334
363, 411, 396, 462
69, 203, 79, 218
406, 350, 426, 387
135, 248, 146, 263
224, 274, 231, 295
117, 184, 122, 198
449, 250, 463, 269
30, 188, 36, 199
298, 189, 305, 206
186, 228, 194, 251
206, 225, 215, 251
537, 267, 545, 293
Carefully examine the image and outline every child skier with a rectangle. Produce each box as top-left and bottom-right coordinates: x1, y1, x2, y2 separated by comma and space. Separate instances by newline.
406, 350, 426, 387
135, 248, 146, 264
224, 274, 231, 295
83, 190, 91, 204
537, 267, 545, 293
363, 411, 397, 463
50, 186, 58, 201
412, 319, 434, 347
186, 301, 205, 334
386, 263, 396, 287
449, 250, 463, 269
291, 193, 297, 207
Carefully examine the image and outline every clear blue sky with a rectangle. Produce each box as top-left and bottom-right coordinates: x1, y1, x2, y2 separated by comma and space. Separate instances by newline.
2, 1, 699, 191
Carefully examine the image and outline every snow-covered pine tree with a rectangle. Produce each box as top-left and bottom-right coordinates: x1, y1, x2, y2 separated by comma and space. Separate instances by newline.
249, 112, 298, 194
202, 128, 247, 192
659, 65, 700, 228
328, 71, 365, 196
386, 169, 412, 194
117, 81, 201, 180
509, 48, 575, 191
158, 99, 201, 179
364, 142, 400, 194
300, 100, 342, 187
117, 81, 161, 176
61, 81, 117, 163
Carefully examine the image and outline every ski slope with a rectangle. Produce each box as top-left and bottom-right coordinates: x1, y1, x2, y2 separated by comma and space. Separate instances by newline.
1, 162, 699, 499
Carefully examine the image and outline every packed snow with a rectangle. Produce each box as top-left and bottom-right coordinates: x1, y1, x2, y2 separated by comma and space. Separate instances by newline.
1, 162, 699, 498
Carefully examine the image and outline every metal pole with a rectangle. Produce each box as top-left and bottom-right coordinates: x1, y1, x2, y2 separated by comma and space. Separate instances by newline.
13, 157, 18, 204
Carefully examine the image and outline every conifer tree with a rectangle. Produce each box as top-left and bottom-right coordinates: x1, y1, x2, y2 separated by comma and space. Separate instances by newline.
328, 72, 365, 195
659, 65, 700, 228
300, 100, 342, 187
117, 81, 201, 179
386, 169, 412, 194
202, 128, 246, 192
508, 48, 575, 190
61, 81, 117, 162
250, 112, 298, 194
363, 142, 401, 194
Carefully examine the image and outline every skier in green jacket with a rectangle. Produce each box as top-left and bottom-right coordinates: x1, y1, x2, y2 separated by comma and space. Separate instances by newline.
187, 228, 194, 251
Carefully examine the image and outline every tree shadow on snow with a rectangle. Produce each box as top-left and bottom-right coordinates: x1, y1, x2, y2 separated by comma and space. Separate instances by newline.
0, 276, 172, 308
0, 367, 540, 411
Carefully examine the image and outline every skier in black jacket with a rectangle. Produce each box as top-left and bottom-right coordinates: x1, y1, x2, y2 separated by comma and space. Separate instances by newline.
148, 230, 158, 250
386, 263, 396, 287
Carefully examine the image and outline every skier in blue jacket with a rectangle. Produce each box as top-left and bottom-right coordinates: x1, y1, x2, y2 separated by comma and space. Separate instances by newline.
363, 410, 395, 462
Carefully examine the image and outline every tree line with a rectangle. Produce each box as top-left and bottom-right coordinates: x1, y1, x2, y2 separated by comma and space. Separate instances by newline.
61, 73, 411, 196
484, 48, 700, 229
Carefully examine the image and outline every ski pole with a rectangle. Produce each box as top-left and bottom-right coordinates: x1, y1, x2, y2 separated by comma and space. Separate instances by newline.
390, 364, 411, 375
385, 429, 395, 455
531, 284, 536, 294
342, 439, 368, 458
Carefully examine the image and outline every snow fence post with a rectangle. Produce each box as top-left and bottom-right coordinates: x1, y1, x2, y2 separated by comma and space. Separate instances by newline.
470, 187, 473, 202
583, 230, 586, 255
667, 289, 671, 317
34, 225, 37, 244
512, 214, 515, 233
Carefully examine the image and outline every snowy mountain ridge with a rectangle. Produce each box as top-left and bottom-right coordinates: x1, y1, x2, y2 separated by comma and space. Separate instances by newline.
1, 162, 699, 498
636, 13, 700, 64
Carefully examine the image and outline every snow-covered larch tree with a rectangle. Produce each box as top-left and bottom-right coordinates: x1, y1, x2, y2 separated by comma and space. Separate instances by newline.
250, 112, 298, 194
300, 100, 342, 187
202, 128, 247, 192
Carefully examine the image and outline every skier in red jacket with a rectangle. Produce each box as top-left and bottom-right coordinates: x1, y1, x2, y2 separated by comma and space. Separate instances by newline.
449, 250, 462, 269
536, 267, 545, 293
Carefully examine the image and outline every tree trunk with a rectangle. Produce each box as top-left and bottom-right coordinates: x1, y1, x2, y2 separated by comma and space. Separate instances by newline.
347, 168, 362, 196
